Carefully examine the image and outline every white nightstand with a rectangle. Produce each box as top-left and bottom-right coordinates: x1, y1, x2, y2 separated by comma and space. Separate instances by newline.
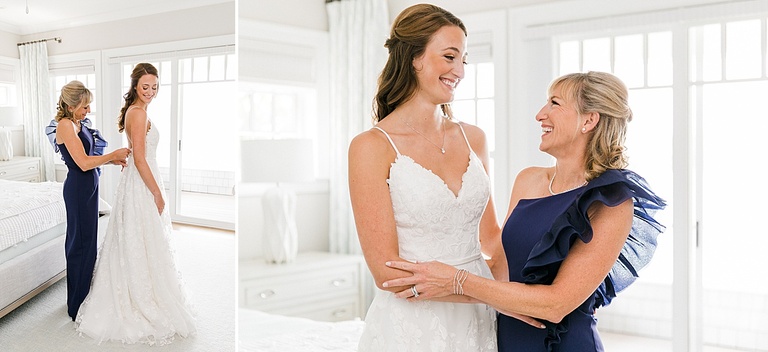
239, 251, 366, 322
0, 156, 42, 182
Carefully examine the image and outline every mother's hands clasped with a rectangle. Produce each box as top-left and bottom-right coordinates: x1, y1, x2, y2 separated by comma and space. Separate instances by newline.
383, 260, 546, 329
383, 260, 457, 301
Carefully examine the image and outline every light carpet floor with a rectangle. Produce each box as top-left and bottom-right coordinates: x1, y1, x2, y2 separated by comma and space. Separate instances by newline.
0, 226, 236, 352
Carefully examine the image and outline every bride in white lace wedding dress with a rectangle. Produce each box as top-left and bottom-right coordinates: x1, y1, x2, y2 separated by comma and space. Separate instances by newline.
75, 63, 195, 345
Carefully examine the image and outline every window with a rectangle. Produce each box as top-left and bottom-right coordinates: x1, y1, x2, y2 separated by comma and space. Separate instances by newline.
119, 51, 237, 227
554, 13, 768, 351
49, 65, 97, 166
239, 83, 317, 139
453, 62, 496, 188
557, 30, 675, 339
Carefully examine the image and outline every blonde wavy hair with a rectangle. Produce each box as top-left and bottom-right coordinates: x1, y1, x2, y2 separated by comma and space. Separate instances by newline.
54, 80, 92, 122
550, 71, 632, 180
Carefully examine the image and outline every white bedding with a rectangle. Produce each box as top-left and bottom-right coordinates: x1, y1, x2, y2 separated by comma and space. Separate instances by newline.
238, 308, 364, 352
0, 180, 65, 252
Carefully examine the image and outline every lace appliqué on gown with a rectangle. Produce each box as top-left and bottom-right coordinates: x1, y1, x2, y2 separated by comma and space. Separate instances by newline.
358, 126, 497, 352
75, 122, 196, 346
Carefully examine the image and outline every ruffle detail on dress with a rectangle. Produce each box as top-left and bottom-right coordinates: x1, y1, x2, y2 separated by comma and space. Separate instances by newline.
521, 169, 666, 309
45, 118, 107, 155
46, 118, 107, 174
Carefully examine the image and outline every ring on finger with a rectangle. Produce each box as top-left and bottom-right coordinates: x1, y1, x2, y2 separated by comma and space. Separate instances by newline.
411, 286, 419, 298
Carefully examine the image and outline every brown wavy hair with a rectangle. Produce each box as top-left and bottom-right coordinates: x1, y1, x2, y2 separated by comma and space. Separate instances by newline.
117, 62, 158, 133
373, 4, 466, 122
550, 71, 633, 180
54, 80, 92, 122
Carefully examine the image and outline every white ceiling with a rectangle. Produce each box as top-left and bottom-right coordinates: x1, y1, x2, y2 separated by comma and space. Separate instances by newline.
0, 0, 232, 35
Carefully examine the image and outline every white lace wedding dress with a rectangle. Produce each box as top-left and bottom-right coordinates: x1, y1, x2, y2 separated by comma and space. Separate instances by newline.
75, 121, 195, 345
358, 124, 497, 352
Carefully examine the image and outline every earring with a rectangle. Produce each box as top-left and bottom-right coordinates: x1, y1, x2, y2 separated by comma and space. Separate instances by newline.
582, 127, 586, 133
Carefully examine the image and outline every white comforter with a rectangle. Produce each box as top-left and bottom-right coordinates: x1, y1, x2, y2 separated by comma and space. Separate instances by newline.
238, 309, 364, 352
0, 180, 65, 251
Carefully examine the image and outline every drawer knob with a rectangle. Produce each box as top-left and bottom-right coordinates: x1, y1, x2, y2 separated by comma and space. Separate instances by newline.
331, 278, 347, 287
258, 289, 275, 299
332, 308, 348, 318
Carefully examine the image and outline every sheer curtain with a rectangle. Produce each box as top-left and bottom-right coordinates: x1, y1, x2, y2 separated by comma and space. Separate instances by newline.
325, 0, 389, 255
18, 42, 54, 181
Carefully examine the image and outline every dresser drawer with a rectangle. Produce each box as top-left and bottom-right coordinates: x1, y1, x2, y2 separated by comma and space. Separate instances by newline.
269, 297, 360, 322
244, 265, 358, 308
0, 157, 41, 182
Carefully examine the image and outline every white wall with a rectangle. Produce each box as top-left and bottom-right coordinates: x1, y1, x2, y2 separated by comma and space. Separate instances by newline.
18, 2, 234, 57
0, 30, 20, 58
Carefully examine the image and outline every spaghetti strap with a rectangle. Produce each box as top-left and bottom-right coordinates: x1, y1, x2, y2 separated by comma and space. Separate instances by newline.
455, 122, 474, 153
373, 126, 401, 155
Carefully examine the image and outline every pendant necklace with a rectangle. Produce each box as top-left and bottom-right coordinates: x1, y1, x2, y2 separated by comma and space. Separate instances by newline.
548, 170, 588, 195
404, 117, 446, 154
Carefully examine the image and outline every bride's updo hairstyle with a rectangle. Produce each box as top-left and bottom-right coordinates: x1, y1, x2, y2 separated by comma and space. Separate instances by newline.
373, 3, 466, 122
55, 80, 92, 122
550, 71, 633, 181
117, 62, 158, 133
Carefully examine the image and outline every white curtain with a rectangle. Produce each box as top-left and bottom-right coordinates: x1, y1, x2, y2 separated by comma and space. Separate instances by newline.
326, 0, 389, 256
19, 42, 54, 181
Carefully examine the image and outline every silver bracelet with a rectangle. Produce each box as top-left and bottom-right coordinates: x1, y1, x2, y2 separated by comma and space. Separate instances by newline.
453, 268, 469, 295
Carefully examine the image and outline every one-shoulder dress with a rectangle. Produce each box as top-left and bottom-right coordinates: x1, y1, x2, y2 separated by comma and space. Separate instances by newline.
56, 122, 101, 320
498, 169, 666, 351
357, 122, 497, 352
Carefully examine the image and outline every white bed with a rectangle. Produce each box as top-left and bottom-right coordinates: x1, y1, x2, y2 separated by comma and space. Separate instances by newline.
238, 308, 365, 352
0, 179, 109, 318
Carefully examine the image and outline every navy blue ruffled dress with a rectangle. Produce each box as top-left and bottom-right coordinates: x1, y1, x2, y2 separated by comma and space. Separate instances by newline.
498, 169, 666, 352
45, 119, 107, 320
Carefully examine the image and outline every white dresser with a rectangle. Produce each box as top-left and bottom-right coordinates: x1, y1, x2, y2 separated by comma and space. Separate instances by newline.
0, 156, 42, 182
239, 251, 366, 322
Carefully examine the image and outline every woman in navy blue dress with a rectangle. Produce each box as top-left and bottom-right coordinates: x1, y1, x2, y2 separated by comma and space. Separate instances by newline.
383, 71, 666, 351
50, 81, 130, 321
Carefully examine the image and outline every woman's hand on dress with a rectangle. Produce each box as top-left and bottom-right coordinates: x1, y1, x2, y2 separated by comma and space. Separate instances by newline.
385, 260, 547, 329
111, 148, 131, 166
382, 260, 455, 300
153, 193, 165, 215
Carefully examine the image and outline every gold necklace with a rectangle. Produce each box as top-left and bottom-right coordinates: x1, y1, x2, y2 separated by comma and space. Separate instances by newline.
548, 170, 588, 195
404, 117, 446, 154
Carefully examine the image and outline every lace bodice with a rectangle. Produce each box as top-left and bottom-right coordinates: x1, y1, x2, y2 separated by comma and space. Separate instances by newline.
359, 124, 496, 352
388, 151, 490, 265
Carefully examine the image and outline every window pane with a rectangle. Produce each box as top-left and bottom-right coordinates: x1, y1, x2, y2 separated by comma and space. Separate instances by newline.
226, 54, 237, 81
702, 81, 768, 292
703, 24, 722, 81
476, 63, 494, 98
559, 40, 581, 74
477, 98, 495, 150
273, 93, 298, 134
455, 64, 476, 100
251, 92, 274, 133
725, 19, 761, 80
180, 58, 193, 83
209, 55, 226, 81
614, 34, 644, 88
161, 61, 172, 85
648, 32, 673, 87
193, 57, 209, 82
582, 37, 612, 73
451, 100, 475, 124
